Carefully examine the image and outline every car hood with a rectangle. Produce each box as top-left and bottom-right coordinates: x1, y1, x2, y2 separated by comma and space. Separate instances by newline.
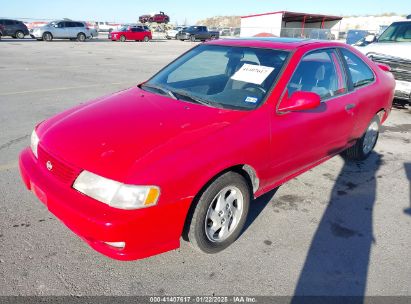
38, 87, 247, 182
359, 42, 411, 60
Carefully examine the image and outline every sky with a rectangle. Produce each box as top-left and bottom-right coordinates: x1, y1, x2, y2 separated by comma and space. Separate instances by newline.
1, 0, 410, 24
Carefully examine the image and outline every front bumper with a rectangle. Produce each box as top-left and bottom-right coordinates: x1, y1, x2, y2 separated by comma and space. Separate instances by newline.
19, 148, 187, 260
394, 80, 411, 102
109, 33, 119, 40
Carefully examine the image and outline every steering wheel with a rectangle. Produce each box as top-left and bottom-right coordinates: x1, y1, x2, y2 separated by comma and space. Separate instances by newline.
242, 83, 266, 95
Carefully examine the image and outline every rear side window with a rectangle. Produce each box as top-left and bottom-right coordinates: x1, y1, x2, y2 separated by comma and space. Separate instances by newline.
5, 20, 15, 25
340, 49, 374, 88
287, 49, 347, 100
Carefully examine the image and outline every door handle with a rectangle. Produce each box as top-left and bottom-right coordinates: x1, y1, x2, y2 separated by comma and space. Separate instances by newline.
345, 103, 356, 110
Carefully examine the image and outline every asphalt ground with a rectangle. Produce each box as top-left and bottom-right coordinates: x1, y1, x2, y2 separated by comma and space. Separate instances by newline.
0, 37, 410, 297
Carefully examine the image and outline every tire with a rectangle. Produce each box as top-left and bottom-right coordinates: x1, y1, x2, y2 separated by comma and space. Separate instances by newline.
175, 34, 178, 39
15, 30, 25, 39
179, 39, 185, 41
143, 36, 149, 42
186, 171, 250, 254
210, 35, 216, 40
343, 115, 380, 161
77, 32, 86, 42
190, 35, 196, 42
120, 35, 126, 42
42, 32, 53, 41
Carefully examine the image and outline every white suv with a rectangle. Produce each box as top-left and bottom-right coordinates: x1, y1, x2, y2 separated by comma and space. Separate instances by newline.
30, 20, 92, 41
359, 20, 411, 105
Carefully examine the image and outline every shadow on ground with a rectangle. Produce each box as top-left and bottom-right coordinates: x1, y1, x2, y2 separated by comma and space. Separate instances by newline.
291, 153, 383, 303
404, 163, 411, 216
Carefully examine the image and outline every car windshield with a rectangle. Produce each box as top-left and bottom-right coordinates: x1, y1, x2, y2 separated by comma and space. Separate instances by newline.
119, 26, 128, 31
378, 22, 411, 42
141, 44, 289, 110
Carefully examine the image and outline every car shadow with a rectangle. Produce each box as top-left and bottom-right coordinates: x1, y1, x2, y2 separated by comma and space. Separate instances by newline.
291, 152, 382, 303
242, 187, 279, 233
404, 163, 411, 216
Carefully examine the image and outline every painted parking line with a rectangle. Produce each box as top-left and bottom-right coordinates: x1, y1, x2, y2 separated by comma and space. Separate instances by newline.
0, 82, 135, 96
0, 161, 18, 172
0, 63, 122, 72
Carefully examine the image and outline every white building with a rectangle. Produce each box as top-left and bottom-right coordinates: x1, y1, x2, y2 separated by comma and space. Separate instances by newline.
240, 11, 343, 39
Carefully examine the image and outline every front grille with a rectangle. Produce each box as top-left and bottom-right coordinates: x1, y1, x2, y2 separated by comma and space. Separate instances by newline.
37, 146, 80, 185
368, 53, 411, 82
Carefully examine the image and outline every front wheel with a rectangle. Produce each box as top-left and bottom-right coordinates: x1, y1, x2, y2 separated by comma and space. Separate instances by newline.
190, 35, 196, 42
143, 36, 149, 42
186, 172, 250, 254
120, 35, 126, 42
343, 115, 380, 160
42, 32, 53, 41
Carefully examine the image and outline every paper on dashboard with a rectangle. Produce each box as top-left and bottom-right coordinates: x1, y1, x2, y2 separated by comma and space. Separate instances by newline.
231, 64, 275, 85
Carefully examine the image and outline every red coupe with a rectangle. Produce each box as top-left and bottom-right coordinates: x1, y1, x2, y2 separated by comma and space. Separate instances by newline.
110, 25, 152, 42
19, 38, 394, 260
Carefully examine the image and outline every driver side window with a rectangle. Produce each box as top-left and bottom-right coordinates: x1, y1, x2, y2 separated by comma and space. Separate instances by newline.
287, 49, 347, 101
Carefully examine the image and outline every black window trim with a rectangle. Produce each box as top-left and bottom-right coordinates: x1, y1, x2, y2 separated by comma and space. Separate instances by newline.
279, 46, 351, 108
338, 47, 376, 91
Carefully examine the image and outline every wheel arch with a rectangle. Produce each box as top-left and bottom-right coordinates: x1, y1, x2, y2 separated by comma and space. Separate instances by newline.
376, 108, 387, 124
43, 31, 53, 38
181, 164, 259, 240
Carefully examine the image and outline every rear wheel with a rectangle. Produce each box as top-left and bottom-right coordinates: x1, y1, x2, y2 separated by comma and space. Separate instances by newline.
186, 172, 250, 254
143, 36, 149, 42
77, 32, 86, 42
42, 32, 53, 41
15, 30, 25, 39
120, 35, 126, 42
190, 35, 196, 42
343, 115, 380, 160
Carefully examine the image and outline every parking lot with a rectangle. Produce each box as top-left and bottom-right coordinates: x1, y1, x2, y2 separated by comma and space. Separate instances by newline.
0, 38, 410, 297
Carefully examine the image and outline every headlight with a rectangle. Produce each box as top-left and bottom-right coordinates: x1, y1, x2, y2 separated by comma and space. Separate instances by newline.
30, 129, 39, 158
73, 170, 160, 210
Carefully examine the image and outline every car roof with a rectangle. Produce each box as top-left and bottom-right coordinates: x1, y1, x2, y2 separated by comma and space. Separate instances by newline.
391, 20, 411, 23
205, 37, 339, 50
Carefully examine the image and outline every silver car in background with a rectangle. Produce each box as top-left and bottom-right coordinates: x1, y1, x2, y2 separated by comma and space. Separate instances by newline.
30, 20, 92, 41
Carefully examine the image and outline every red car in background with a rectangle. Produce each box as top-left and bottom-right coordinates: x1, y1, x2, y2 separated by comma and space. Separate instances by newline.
19, 38, 394, 261
139, 12, 170, 24
149, 12, 170, 24
110, 25, 151, 42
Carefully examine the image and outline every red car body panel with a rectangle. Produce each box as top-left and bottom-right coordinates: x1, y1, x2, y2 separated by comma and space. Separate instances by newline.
19, 39, 394, 260
110, 28, 152, 41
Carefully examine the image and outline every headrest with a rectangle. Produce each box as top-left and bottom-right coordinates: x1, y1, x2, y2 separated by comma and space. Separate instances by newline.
315, 65, 326, 81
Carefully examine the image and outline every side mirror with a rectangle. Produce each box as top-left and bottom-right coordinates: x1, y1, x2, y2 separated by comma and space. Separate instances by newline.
365, 34, 376, 43
278, 91, 321, 112
377, 63, 391, 72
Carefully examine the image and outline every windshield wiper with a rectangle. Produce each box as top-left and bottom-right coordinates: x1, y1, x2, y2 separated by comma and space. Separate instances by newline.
140, 83, 177, 100
172, 90, 222, 108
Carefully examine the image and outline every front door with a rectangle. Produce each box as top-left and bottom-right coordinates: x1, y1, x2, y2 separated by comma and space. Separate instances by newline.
53, 22, 68, 38
267, 48, 358, 184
